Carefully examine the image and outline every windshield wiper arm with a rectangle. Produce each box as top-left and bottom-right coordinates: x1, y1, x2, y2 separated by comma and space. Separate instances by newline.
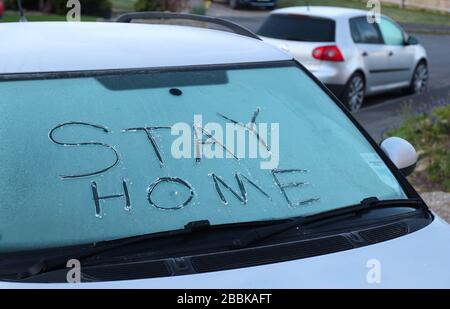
18, 220, 214, 279
18, 198, 425, 279
16, 218, 285, 279
230, 197, 426, 250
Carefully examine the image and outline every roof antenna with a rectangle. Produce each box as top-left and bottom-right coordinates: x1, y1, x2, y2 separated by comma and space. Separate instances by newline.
305, 0, 310, 11
17, 0, 28, 22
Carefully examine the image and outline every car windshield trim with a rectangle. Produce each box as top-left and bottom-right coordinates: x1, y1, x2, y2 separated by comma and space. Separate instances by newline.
0, 60, 422, 254
0, 60, 294, 82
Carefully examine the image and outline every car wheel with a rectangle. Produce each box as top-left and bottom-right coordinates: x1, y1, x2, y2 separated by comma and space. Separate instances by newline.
229, 0, 240, 9
408, 62, 428, 95
342, 73, 365, 112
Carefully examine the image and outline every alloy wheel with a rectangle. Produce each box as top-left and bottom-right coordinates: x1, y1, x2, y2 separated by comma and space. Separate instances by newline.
347, 75, 365, 112
413, 63, 428, 94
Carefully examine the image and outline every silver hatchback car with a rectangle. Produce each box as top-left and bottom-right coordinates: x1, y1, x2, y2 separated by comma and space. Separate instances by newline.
258, 6, 428, 111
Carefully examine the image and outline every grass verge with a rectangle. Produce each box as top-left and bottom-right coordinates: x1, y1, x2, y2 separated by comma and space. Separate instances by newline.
112, 0, 138, 11
385, 105, 450, 192
0, 12, 97, 22
277, 0, 450, 27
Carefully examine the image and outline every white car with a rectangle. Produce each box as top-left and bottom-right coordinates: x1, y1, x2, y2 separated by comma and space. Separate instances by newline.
0, 12, 449, 288
258, 6, 428, 111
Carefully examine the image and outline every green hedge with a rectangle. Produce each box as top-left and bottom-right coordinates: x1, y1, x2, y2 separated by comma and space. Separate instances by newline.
134, 0, 185, 12
385, 105, 450, 191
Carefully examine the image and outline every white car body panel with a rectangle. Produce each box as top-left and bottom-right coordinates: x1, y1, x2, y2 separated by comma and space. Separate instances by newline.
0, 20, 447, 289
1, 214, 449, 288
0, 22, 291, 74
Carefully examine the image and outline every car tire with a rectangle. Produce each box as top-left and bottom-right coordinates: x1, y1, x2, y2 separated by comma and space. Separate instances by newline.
229, 0, 240, 9
407, 61, 428, 95
341, 72, 365, 112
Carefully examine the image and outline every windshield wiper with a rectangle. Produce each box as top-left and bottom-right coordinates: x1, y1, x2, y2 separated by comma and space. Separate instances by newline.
230, 197, 426, 250
17, 220, 215, 279
17, 218, 288, 279
18, 197, 425, 279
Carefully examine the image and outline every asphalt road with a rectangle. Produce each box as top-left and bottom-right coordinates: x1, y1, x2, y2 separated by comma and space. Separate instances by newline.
207, 2, 450, 141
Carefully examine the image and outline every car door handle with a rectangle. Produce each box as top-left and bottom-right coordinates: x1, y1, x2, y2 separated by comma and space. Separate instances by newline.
388, 51, 394, 56
362, 51, 368, 57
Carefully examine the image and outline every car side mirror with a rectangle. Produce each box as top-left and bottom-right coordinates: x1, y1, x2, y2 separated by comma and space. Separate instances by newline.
405, 35, 418, 45
380, 137, 418, 176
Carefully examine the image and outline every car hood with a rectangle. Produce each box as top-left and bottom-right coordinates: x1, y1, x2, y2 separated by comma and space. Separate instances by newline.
2, 213, 450, 288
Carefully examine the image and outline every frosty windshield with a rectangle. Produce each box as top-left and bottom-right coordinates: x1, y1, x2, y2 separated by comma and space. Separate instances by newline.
0, 63, 406, 252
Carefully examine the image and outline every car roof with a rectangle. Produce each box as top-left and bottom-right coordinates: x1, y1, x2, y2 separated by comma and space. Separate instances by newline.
271, 6, 367, 20
0, 22, 291, 75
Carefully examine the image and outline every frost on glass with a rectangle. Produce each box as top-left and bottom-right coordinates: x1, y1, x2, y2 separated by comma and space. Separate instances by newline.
49, 121, 120, 179
217, 107, 270, 152
272, 169, 320, 207
0, 66, 406, 252
211, 172, 272, 205
147, 177, 195, 210
91, 179, 131, 218
124, 126, 172, 167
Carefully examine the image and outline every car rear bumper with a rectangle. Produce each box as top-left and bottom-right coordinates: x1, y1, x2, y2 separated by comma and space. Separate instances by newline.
307, 66, 347, 97
304, 62, 350, 86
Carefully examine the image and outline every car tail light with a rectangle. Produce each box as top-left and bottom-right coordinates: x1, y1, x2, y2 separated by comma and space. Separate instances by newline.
312, 45, 344, 62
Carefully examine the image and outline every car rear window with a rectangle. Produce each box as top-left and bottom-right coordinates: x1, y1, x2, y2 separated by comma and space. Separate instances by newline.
257, 14, 335, 42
